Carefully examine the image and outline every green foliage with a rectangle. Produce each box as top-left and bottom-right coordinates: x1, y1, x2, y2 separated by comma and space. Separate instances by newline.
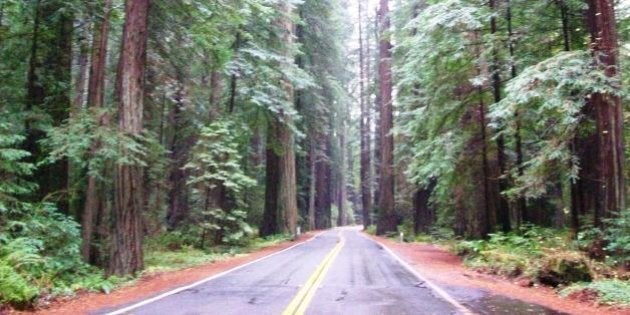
453, 226, 577, 277
0, 201, 122, 306
0, 118, 35, 211
144, 232, 291, 273
365, 225, 377, 235
490, 51, 626, 199
186, 120, 256, 245
577, 210, 630, 266
602, 210, 630, 265
397, 219, 415, 242
43, 109, 161, 180
0, 261, 38, 308
561, 280, 630, 307
186, 121, 256, 195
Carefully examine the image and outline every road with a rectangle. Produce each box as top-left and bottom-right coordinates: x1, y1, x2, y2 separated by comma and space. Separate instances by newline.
101, 228, 466, 315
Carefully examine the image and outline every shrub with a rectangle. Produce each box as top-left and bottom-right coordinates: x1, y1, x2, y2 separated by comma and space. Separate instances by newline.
0, 260, 38, 309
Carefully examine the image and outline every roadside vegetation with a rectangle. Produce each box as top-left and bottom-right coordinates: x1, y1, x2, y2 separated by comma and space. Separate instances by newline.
385, 217, 630, 307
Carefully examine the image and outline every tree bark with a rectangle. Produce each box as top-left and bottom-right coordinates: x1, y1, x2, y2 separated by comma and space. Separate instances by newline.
315, 135, 332, 229
261, 1, 298, 236
506, 0, 526, 229
359, 0, 372, 228
82, 0, 112, 263
372, 13, 381, 211
109, 0, 150, 276
585, 0, 625, 226
489, 0, 511, 233
478, 92, 492, 238
165, 83, 192, 230
24, 0, 72, 212
376, 0, 396, 235
414, 179, 436, 234
261, 133, 280, 236
337, 122, 347, 226
308, 142, 317, 230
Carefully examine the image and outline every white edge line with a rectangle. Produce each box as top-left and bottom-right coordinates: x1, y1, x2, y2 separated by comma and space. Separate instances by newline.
360, 233, 475, 315
106, 231, 326, 315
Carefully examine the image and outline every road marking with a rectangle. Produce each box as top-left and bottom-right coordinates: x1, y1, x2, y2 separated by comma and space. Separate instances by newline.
282, 232, 345, 315
105, 231, 326, 315
360, 233, 476, 315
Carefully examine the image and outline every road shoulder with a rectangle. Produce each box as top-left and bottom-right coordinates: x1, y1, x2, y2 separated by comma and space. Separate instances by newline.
14, 232, 319, 315
367, 233, 627, 315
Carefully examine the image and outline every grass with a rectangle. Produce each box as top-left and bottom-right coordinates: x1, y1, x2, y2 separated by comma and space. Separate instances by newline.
144, 233, 291, 273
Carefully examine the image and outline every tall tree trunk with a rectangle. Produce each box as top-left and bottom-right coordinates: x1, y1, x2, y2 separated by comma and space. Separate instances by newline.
413, 179, 436, 234
261, 135, 280, 236
358, 0, 372, 228
585, 0, 624, 226
506, 0, 526, 229
261, 1, 298, 236
314, 135, 332, 229
24, 0, 73, 212
372, 13, 381, 211
227, 32, 240, 114
267, 1, 298, 235
557, 0, 581, 237
73, 17, 91, 113
82, 0, 112, 263
478, 91, 492, 238
109, 0, 150, 276
165, 83, 192, 230
489, 0, 511, 233
307, 142, 317, 230
337, 122, 347, 226
376, 0, 396, 235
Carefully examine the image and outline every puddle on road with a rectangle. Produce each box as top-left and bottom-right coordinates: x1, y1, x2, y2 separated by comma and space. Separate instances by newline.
442, 285, 568, 315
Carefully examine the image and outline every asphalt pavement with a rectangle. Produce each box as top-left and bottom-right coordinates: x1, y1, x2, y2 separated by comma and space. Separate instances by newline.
99, 228, 464, 315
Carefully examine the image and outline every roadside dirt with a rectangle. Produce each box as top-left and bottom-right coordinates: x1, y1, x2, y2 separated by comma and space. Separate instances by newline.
370, 234, 629, 315
10, 232, 318, 315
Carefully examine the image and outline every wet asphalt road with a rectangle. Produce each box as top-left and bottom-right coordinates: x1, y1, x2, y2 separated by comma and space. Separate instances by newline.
100, 228, 461, 315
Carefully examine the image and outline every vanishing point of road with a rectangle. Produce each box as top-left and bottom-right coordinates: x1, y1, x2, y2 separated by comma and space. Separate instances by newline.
100, 227, 471, 315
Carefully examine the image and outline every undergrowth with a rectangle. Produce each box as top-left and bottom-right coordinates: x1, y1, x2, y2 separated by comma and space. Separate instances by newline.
393, 222, 629, 307
144, 232, 290, 273
561, 280, 630, 307
449, 225, 628, 306
1, 226, 291, 310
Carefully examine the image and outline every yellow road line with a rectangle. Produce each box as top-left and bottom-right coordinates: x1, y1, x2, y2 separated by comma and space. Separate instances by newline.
282, 233, 345, 315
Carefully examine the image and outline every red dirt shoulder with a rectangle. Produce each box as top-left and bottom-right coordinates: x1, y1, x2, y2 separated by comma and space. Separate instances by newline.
369, 234, 629, 315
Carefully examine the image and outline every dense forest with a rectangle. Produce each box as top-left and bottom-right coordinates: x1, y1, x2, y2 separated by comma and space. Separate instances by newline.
0, 0, 628, 309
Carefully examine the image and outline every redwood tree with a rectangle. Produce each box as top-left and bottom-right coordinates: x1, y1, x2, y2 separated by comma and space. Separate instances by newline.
376, 0, 396, 235
82, 0, 112, 263
109, 0, 151, 276
584, 0, 625, 226
358, 0, 372, 228
261, 0, 298, 236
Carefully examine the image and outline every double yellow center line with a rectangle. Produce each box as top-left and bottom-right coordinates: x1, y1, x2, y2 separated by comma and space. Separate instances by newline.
282, 233, 345, 315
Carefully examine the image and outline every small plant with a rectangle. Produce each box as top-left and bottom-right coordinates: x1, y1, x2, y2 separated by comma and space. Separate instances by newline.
365, 225, 377, 235
0, 260, 38, 308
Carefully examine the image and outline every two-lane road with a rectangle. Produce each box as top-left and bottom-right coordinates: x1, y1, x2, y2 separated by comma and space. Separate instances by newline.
101, 228, 465, 315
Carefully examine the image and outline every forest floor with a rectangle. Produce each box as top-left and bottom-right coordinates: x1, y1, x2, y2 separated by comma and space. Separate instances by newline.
369, 234, 629, 315
7, 232, 319, 315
